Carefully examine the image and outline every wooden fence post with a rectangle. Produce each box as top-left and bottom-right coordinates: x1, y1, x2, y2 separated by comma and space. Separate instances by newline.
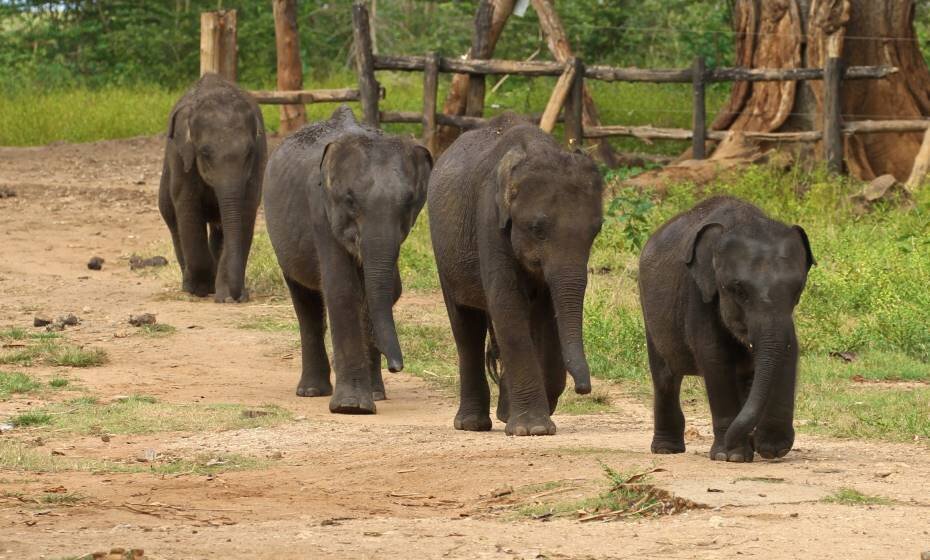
273, 0, 306, 134
691, 56, 706, 159
564, 58, 584, 148
422, 52, 441, 156
824, 56, 845, 174
465, 0, 494, 118
539, 58, 576, 134
352, 2, 380, 127
200, 10, 237, 81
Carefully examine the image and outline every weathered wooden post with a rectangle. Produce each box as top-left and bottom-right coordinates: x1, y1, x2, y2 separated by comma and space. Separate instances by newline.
272, 0, 306, 134
564, 59, 585, 147
465, 0, 494, 118
539, 58, 577, 134
352, 2, 380, 127
691, 55, 706, 160
422, 52, 441, 156
824, 56, 845, 174
200, 10, 237, 81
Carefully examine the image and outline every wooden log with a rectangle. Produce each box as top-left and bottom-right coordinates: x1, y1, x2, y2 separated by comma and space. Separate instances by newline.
375, 55, 564, 76
584, 125, 822, 142
382, 111, 555, 130
708, 64, 896, 83
249, 88, 363, 105
905, 128, 930, 192
692, 56, 706, 160
531, 0, 614, 165
824, 56, 844, 174
200, 10, 237, 81
539, 59, 577, 133
465, 1, 494, 119
564, 58, 584, 147
352, 2, 380, 127
842, 119, 930, 134
272, 0, 305, 134
422, 52, 441, 156
584, 65, 692, 83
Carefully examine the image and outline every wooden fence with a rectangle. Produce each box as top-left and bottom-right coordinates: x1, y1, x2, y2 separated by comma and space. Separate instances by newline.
349, 3, 930, 174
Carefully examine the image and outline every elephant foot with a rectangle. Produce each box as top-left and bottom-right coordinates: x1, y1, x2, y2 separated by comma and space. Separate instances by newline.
215, 287, 250, 303
710, 439, 754, 463
754, 427, 794, 460
329, 385, 376, 414
505, 411, 556, 437
372, 390, 387, 401
650, 436, 685, 454
454, 411, 492, 432
296, 375, 333, 398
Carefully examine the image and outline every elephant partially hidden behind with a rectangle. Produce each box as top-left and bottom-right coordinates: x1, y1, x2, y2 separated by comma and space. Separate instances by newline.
639, 196, 814, 462
159, 73, 266, 303
429, 114, 604, 436
263, 106, 432, 414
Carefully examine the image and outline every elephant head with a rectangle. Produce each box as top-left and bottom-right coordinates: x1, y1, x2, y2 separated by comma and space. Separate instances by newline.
495, 145, 604, 394
168, 95, 264, 302
320, 135, 432, 373
686, 221, 814, 451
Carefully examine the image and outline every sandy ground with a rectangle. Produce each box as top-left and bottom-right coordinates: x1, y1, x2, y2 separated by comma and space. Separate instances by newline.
1, 137, 929, 560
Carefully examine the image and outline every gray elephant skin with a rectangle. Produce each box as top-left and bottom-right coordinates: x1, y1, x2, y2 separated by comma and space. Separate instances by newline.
158, 73, 266, 303
639, 196, 814, 462
263, 106, 432, 414
428, 114, 604, 436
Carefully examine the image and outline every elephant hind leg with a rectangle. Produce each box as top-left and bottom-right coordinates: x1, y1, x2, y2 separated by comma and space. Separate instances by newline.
285, 276, 332, 398
647, 335, 686, 454
448, 303, 492, 432
368, 340, 386, 401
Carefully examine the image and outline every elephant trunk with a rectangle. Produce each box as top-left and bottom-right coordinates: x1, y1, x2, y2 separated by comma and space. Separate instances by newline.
724, 318, 796, 450
218, 193, 245, 301
547, 266, 592, 394
362, 233, 403, 372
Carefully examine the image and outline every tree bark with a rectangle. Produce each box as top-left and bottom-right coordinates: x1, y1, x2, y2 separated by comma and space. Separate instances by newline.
273, 0, 306, 135
437, 0, 516, 152
710, 0, 930, 181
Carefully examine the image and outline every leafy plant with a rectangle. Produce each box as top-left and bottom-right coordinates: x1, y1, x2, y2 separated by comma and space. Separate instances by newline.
605, 186, 655, 251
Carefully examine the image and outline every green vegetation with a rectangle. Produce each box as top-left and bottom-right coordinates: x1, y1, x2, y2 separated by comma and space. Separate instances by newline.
10, 396, 291, 436
557, 389, 613, 415
0, 371, 41, 399
139, 323, 177, 337
0, 328, 107, 368
823, 488, 893, 506
48, 377, 69, 388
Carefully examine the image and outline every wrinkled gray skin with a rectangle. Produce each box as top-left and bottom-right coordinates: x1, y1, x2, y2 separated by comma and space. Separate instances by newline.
263, 106, 431, 414
429, 114, 604, 436
159, 73, 266, 303
639, 196, 814, 462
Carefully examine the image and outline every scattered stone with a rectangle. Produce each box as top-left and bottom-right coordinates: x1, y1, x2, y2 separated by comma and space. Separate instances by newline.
0, 186, 16, 198
33, 316, 52, 327
0, 423, 14, 433
921, 550, 930, 560
128, 313, 156, 327
707, 488, 724, 493
490, 485, 513, 498
101, 434, 111, 443
60, 313, 80, 326
87, 256, 105, 270
241, 409, 270, 419
51, 450, 65, 456
129, 255, 168, 271
268, 451, 284, 460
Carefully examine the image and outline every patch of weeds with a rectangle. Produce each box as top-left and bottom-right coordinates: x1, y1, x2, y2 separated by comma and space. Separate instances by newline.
396, 323, 458, 389
11, 411, 52, 427
40, 492, 84, 505
237, 316, 298, 333
48, 377, 69, 388
139, 323, 176, 337
822, 488, 892, 506
17, 397, 291, 436
49, 346, 107, 367
604, 186, 655, 252
0, 370, 41, 399
733, 476, 785, 484
557, 388, 612, 415
0, 335, 107, 368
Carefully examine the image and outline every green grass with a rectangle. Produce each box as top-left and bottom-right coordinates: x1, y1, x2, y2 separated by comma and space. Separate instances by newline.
139, 323, 176, 337
9, 396, 291, 436
822, 488, 893, 506
557, 388, 613, 415
48, 377, 69, 388
39, 492, 84, 505
0, 371, 41, 399
237, 316, 299, 333
0, 330, 107, 368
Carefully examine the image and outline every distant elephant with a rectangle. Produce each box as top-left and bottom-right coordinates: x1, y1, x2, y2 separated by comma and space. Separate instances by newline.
263, 106, 431, 414
429, 114, 604, 436
639, 196, 814, 462
158, 73, 266, 303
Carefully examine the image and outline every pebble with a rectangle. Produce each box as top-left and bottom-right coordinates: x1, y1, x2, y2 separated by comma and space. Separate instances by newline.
128, 313, 156, 327
87, 256, 105, 270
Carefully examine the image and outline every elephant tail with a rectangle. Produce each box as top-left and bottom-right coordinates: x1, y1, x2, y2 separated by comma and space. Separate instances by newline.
485, 319, 502, 385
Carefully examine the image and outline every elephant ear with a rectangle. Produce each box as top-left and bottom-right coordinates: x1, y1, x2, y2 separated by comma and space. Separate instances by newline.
319, 140, 342, 191
168, 107, 195, 173
495, 146, 526, 230
684, 223, 724, 304
792, 225, 816, 271
412, 143, 433, 201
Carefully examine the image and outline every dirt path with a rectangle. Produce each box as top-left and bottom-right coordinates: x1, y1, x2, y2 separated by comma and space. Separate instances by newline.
1, 138, 929, 559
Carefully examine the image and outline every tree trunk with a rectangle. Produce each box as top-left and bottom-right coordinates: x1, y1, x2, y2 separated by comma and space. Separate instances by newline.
273, 0, 306, 135
710, 0, 930, 181
437, 0, 515, 152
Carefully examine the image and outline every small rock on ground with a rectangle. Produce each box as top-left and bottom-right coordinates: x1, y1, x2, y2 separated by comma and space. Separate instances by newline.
129, 255, 168, 270
87, 256, 105, 270
128, 313, 156, 327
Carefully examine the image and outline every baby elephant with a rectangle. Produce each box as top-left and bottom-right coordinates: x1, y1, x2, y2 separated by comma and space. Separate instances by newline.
639, 196, 814, 462
159, 73, 266, 303
429, 114, 604, 436
263, 106, 431, 414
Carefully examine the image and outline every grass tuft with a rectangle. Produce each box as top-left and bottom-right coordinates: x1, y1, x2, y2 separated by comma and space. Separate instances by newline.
11, 411, 52, 427
822, 488, 893, 506
0, 371, 41, 399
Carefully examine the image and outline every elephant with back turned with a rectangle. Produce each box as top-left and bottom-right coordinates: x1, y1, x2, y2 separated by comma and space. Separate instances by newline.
263, 106, 432, 413
429, 113, 604, 436
159, 73, 266, 303
639, 196, 814, 462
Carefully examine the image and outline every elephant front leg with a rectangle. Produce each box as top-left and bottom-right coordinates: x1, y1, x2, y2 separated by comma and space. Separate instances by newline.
176, 202, 214, 297
285, 276, 332, 398
446, 303, 491, 431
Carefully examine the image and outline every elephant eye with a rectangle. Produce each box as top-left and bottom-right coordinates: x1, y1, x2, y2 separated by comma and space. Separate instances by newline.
529, 218, 549, 241
198, 146, 212, 160
727, 281, 748, 299
344, 191, 358, 212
